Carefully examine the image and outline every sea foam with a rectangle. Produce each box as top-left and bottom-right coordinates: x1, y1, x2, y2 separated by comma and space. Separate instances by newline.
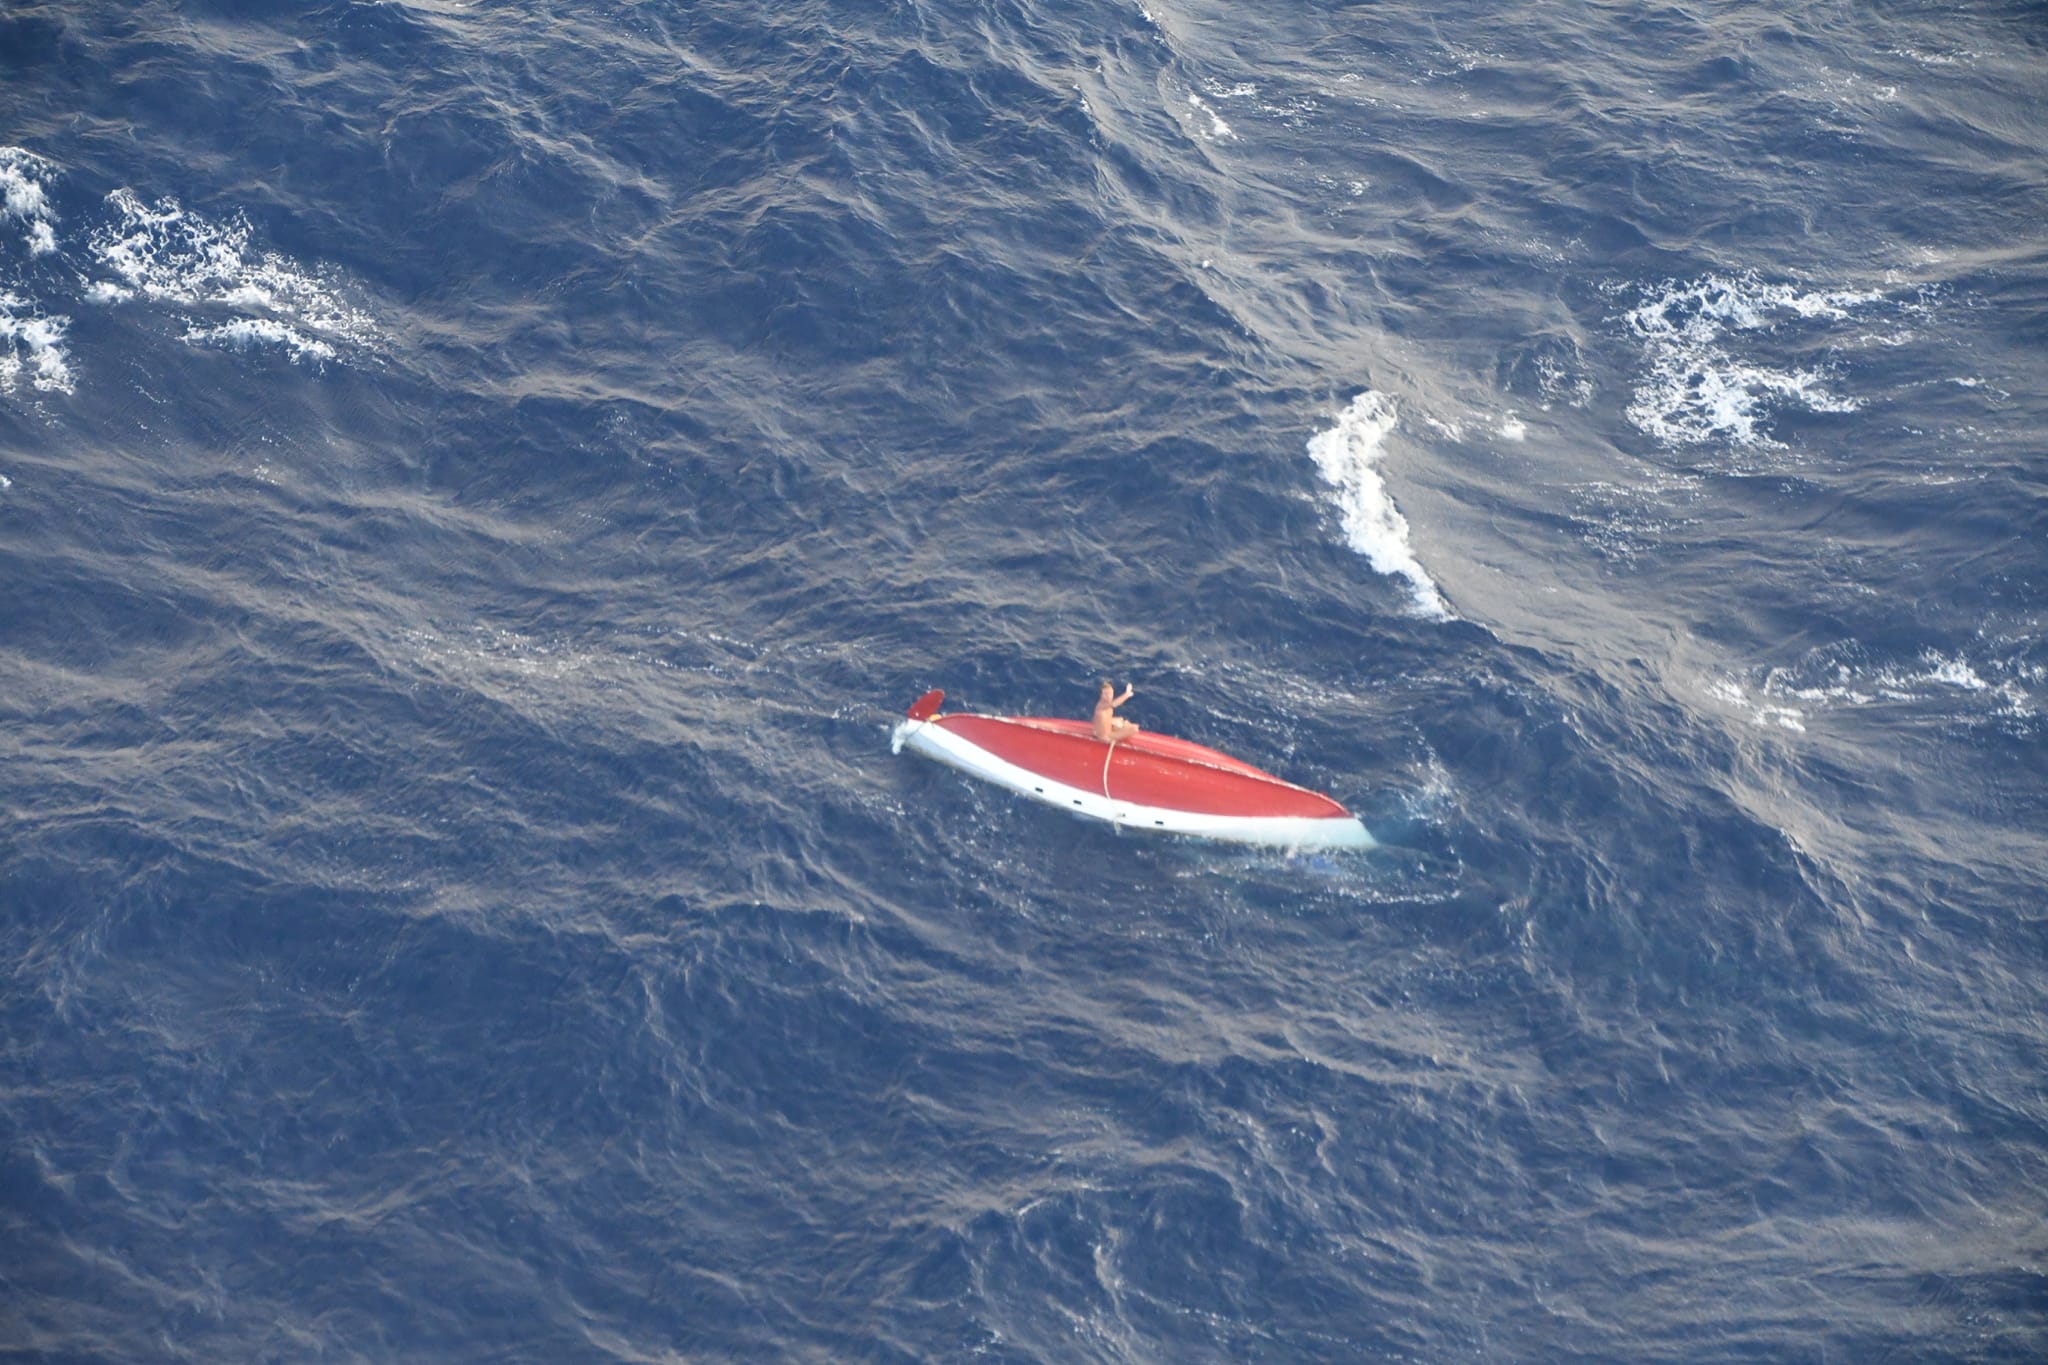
1708, 644, 2038, 736
1306, 391, 1450, 619
1623, 273, 1878, 447
87, 189, 378, 353
0, 291, 72, 394
183, 318, 338, 363
0, 149, 71, 394
0, 147, 59, 256
2, 151, 381, 395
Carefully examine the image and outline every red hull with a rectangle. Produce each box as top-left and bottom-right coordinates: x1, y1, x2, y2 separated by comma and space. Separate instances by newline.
894, 689, 1370, 846
934, 715, 1349, 820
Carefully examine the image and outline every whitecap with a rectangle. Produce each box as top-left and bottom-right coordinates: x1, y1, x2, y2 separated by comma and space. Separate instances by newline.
0, 146, 59, 255
1703, 676, 1807, 732
1622, 273, 1878, 447
0, 290, 73, 394
1731, 644, 2036, 731
1185, 93, 1236, 141
183, 318, 338, 363
86, 188, 378, 354
1913, 653, 1988, 692
1305, 392, 1450, 619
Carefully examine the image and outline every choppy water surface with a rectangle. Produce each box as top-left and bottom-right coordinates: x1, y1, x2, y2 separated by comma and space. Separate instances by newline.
4, 1, 2044, 1359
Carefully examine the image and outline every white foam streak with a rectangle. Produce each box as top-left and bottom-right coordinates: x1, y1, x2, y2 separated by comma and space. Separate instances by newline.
1708, 646, 2038, 736
1706, 677, 1808, 732
1185, 93, 1236, 141
184, 318, 338, 362
1306, 392, 1450, 619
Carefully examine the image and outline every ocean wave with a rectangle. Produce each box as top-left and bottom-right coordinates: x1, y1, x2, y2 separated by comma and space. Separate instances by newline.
5, 1, 2044, 1359
1703, 641, 2040, 736
1620, 273, 1881, 448
0, 148, 70, 395
86, 189, 379, 355
0, 146, 59, 256
1305, 391, 1450, 619
2, 150, 383, 396
181, 318, 337, 364
0, 290, 72, 394
1181, 90, 1238, 143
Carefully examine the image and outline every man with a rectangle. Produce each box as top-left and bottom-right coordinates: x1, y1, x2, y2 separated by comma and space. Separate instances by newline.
1092, 679, 1139, 743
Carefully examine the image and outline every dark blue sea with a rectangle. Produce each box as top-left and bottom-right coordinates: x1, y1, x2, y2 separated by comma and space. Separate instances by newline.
5, 1, 2045, 1359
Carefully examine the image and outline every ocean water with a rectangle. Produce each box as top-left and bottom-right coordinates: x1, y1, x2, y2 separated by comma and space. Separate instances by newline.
3, 0, 2045, 1359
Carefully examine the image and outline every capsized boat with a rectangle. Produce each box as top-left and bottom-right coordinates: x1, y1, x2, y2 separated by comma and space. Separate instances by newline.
891, 689, 1372, 848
